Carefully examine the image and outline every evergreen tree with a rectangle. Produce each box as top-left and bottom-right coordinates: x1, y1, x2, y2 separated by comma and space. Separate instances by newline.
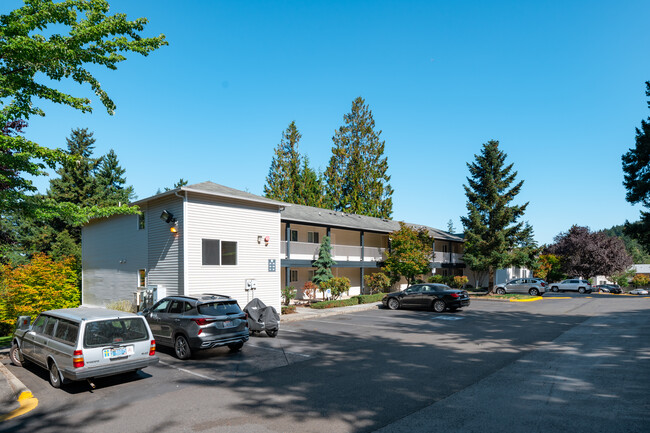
324, 97, 393, 218
622, 81, 650, 251
264, 121, 324, 206
297, 157, 323, 208
48, 129, 101, 207
96, 149, 135, 206
460, 140, 532, 291
312, 236, 335, 291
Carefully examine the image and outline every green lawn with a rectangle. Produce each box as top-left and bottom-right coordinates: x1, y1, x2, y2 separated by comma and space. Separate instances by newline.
0, 335, 12, 347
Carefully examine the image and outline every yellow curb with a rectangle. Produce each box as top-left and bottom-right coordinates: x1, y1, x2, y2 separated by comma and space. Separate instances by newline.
509, 296, 543, 302
0, 391, 38, 421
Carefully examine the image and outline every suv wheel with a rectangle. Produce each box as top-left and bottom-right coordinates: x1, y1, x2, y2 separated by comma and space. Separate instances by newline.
174, 335, 192, 360
529, 288, 540, 296
578, 287, 586, 294
496, 288, 506, 295
10, 343, 23, 367
551, 286, 559, 292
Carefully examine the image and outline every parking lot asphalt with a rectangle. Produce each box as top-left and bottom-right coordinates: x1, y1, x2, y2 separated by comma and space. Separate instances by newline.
2, 294, 649, 432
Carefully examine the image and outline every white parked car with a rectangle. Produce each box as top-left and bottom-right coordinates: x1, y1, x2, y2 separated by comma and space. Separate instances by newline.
549, 279, 592, 294
629, 288, 649, 295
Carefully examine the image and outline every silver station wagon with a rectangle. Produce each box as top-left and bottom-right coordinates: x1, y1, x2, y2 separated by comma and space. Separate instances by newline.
10, 307, 159, 389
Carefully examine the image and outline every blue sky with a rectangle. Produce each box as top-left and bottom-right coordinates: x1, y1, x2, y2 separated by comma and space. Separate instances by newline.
5, 0, 650, 245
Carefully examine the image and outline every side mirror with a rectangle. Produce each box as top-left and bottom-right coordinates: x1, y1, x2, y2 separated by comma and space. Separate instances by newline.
140, 307, 150, 315
15, 316, 31, 331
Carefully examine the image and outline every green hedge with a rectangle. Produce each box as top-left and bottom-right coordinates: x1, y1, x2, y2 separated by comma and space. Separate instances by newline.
353, 293, 385, 304
310, 293, 385, 309
310, 298, 359, 309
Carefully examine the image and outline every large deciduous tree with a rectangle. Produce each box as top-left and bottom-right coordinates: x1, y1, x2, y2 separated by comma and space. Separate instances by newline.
460, 140, 533, 291
264, 121, 323, 207
383, 223, 433, 285
324, 97, 393, 218
545, 225, 633, 279
622, 81, 650, 251
0, 0, 166, 221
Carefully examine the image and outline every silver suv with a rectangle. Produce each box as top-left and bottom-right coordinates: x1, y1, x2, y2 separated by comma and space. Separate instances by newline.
10, 308, 158, 389
494, 278, 547, 296
549, 279, 592, 294
141, 294, 249, 360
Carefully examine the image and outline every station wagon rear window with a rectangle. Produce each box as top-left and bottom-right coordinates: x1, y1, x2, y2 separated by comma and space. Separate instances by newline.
83, 318, 149, 348
198, 301, 242, 316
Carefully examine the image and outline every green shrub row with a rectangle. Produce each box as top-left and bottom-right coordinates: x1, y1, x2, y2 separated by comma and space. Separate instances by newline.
310, 293, 385, 309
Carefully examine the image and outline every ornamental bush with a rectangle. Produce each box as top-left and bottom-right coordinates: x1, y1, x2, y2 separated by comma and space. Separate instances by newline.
0, 253, 79, 334
364, 272, 391, 294
451, 276, 469, 288
301, 281, 318, 299
282, 286, 297, 306
320, 277, 351, 300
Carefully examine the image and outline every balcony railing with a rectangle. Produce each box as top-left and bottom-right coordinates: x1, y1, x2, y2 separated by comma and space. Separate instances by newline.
281, 241, 386, 262
280, 242, 463, 264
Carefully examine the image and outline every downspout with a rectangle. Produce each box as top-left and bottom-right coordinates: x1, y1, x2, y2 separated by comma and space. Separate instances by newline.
175, 190, 188, 296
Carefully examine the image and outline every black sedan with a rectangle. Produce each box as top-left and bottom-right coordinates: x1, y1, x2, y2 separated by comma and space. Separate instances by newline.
382, 283, 470, 312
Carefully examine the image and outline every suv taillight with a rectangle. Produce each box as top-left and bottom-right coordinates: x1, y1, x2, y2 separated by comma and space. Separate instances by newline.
149, 340, 156, 356
192, 318, 216, 326
244, 313, 249, 328
73, 350, 84, 368
541, 282, 546, 287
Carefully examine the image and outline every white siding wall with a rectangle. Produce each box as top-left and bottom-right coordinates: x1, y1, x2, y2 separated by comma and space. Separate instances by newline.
186, 194, 281, 312
147, 196, 184, 296
82, 213, 148, 306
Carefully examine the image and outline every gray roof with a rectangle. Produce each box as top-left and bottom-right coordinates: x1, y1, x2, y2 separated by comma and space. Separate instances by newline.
281, 203, 463, 242
133, 181, 288, 208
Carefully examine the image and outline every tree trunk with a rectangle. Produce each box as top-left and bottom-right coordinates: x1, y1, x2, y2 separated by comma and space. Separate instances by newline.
488, 268, 495, 294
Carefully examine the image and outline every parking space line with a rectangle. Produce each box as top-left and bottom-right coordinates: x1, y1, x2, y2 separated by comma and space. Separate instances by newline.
245, 343, 311, 358
158, 360, 217, 381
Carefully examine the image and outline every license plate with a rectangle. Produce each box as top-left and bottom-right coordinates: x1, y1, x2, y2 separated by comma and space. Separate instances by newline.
222, 320, 235, 328
103, 346, 134, 358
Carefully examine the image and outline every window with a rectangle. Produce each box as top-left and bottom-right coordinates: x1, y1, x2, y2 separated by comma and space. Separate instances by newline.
168, 300, 186, 314
54, 319, 79, 345
198, 301, 242, 316
442, 245, 448, 253
43, 317, 58, 337
222, 241, 237, 265
307, 231, 320, 243
138, 213, 145, 230
152, 300, 170, 313
290, 270, 298, 282
138, 269, 146, 287
83, 318, 148, 348
202, 239, 237, 266
32, 315, 48, 333
290, 230, 298, 242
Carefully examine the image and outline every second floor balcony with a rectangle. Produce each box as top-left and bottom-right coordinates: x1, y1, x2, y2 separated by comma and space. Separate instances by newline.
281, 241, 464, 265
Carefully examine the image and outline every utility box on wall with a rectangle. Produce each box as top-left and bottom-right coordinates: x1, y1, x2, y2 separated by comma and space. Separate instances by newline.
245, 279, 257, 291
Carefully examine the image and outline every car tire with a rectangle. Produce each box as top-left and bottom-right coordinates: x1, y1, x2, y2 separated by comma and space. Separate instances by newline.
228, 342, 244, 352
551, 286, 559, 292
265, 329, 278, 338
496, 288, 506, 295
10, 343, 23, 368
49, 362, 62, 389
433, 300, 446, 313
529, 288, 540, 296
387, 298, 400, 310
578, 287, 585, 294
174, 335, 192, 360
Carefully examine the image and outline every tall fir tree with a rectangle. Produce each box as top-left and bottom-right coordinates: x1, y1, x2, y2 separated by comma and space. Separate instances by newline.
264, 121, 324, 206
96, 149, 135, 206
460, 140, 533, 291
48, 128, 102, 207
264, 121, 303, 202
324, 97, 393, 218
622, 81, 650, 251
